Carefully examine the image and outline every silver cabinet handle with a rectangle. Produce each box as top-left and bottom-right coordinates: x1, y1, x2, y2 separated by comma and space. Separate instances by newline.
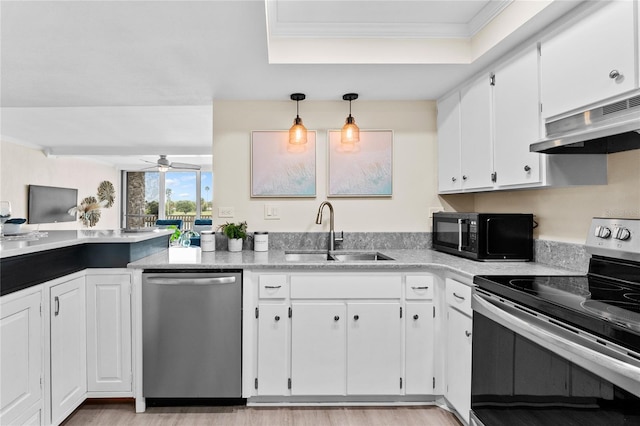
411, 286, 429, 290
524, 165, 531, 172
451, 177, 457, 182
274, 315, 280, 322
264, 285, 282, 289
353, 315, 359, 321
609, 69, 620, 79
146, 276, 236, 285
462, 175, 468, 181
453, 292, 465, 301
54, 296, 60, 316
334, 315, 340, 321
465, 330, 472, 337
413, 314, 419, 320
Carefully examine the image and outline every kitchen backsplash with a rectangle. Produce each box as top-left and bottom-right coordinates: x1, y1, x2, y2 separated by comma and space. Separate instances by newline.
244, 232, 587, 273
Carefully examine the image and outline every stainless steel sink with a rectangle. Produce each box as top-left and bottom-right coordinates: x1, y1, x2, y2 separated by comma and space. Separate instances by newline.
284, 250, 394, 262
284, 251, 334, 262
332, 252, 394, 262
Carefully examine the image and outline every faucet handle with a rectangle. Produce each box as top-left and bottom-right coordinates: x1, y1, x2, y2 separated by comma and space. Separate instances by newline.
335, 231, 344, 246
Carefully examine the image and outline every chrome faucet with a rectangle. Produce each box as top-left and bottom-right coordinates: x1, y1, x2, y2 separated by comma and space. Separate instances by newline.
315, 201, 343, 251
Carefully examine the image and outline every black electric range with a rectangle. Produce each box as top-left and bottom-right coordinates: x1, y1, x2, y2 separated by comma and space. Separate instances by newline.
470, 218, 640, 426
475, 218, 640, 354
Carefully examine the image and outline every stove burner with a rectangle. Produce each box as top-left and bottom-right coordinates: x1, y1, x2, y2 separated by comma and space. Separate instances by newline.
625, 293, 640, 303
581, 300, 640, 332
588, 282, 625, 291
508, 277, 591, 298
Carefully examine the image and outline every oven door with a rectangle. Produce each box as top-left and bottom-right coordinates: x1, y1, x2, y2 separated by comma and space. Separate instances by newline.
471, 290, 640, 426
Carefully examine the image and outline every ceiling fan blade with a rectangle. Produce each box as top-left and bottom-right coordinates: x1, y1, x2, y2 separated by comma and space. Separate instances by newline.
170, 162, 201, 170
140, 159, 158, 165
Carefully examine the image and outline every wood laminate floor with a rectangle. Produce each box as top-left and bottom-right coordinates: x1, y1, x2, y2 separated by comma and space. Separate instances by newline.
61, 400, 462, 426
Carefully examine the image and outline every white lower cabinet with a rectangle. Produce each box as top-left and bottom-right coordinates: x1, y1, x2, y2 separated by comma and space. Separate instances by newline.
291, 302, 347, 395
445, 278, 473, 424
0, 287, 43, 426
405, 302, 434, 394
85, 272, 132, 393
347, 302, 402, 395
49, 276, 86, 425
252, 272, 435, 399
256, 303, 290, 396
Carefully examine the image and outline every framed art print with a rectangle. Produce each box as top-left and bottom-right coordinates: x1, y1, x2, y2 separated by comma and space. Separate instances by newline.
251, 130, 316, 197
328, 129, 393, 197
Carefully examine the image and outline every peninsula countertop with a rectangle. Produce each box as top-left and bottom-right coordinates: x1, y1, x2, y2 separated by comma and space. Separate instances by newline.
127, 248, 581, 280
0, 229, 172, 258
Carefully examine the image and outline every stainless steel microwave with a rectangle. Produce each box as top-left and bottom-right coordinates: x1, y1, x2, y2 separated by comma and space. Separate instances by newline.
432, 212, 533, 261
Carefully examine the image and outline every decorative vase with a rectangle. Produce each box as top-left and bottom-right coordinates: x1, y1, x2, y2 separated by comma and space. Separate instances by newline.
228, 238, 243, 252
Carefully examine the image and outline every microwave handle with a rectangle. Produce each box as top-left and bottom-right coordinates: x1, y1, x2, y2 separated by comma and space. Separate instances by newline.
458, 219, 469, 251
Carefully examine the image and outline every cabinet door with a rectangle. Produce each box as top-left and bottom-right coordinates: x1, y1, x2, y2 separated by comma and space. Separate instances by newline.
405, 302, 434, 395
460, 75, 493, 191
540, 1, 636, 118
50, 277, 86, 425
0, 290, 42, 426
257, 303, 289, 396
347, 302, 402, 395
446, 307, 472, 424
86, 273, 132, 393
493, 47, 542, 186
437, 92, 462, 192
291, 303, 346, 395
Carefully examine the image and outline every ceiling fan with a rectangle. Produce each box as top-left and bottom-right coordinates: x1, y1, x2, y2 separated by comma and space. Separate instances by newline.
141, 155, 201, 171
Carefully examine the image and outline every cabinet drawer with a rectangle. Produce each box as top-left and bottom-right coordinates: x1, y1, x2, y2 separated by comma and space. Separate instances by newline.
290, 274, 401, 299
446, 278, 472, 315
259, 275, 289, 299
405, 275, 434, 300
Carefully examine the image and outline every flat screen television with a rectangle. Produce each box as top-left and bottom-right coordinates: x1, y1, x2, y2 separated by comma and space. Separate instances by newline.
28, 185, 78, 224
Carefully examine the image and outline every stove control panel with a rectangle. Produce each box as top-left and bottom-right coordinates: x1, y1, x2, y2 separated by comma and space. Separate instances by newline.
587, 218, 639, 262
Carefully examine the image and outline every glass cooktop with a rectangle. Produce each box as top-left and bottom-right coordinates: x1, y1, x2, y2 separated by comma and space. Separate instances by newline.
474, 273, 640, 353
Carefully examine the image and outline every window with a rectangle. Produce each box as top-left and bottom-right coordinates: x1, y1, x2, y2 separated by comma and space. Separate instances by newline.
123, 170, 213, 230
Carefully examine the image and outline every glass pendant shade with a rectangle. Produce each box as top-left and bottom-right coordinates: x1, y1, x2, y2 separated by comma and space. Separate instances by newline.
289, 116, 308, 145
340, 93, 360, 144
289, 93, 307, 145
341, 115, 360, 144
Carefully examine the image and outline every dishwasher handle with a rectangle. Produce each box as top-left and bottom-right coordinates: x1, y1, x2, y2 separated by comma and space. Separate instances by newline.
145, 276, 236, 285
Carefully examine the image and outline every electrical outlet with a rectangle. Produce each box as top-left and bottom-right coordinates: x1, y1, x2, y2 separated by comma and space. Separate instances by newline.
218, 207, 235, 218
264, 204, 280, 220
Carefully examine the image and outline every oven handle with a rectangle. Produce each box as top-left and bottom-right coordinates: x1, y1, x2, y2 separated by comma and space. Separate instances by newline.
472, 292, 640, 397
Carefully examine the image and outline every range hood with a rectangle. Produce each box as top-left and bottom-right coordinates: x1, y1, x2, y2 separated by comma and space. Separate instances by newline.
530, 93, 640, 154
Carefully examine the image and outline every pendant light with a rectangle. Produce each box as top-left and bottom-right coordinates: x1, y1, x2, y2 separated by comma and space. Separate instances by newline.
341, 93, 360, 144
289, 93, 307, 145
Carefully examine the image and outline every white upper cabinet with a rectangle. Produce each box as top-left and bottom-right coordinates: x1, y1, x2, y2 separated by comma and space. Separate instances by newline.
540, 0, 637, 119
493, 47, 542, 186
437, 92, 462, 192
460, 75, 494, 191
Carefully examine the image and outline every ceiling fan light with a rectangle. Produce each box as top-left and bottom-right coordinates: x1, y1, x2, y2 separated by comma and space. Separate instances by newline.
289, 116, 308, 145
158, 165, 169, 172
289, 93, 308, 145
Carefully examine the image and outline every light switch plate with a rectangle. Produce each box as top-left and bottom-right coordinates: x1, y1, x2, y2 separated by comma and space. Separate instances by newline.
264, 204, 280, 220
218, 207, 235, 218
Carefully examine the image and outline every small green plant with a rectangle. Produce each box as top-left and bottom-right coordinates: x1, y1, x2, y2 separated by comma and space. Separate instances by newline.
218, 221, 248, 240
167, 224, 181, 242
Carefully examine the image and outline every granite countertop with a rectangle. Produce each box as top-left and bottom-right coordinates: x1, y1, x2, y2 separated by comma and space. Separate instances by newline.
0, 229, 172, 258
128, 248, 581, 280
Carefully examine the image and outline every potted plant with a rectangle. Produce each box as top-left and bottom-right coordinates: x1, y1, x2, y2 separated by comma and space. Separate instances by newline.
218, 221, 248, 252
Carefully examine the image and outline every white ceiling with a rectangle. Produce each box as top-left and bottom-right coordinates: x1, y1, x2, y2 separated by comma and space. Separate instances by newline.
0, 0, 581, 169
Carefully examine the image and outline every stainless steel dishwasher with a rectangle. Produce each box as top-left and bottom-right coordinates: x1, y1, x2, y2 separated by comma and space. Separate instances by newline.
142, 270, 242, 399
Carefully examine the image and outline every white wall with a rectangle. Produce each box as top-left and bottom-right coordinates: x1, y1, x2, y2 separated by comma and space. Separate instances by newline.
213, 100, 442, 233
471, 150, 640, 244
0, 140, 120, 230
